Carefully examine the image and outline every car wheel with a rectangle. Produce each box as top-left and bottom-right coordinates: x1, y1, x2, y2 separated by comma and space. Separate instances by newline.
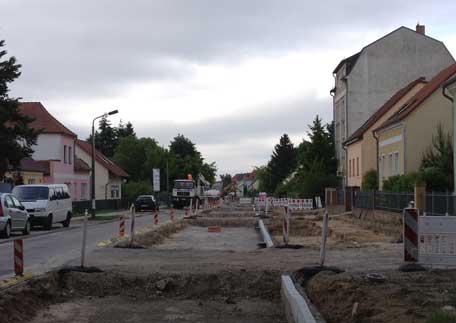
23, 220, 31, 235
44, 215, 53, 230
62, 213, 71, 228
0, 221, 11, 239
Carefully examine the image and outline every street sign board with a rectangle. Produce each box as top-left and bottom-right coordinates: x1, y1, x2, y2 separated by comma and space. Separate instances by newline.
153, 168, 160, 192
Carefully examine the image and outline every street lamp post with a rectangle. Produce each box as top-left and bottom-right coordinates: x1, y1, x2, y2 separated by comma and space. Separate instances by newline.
91, 109, 118, 217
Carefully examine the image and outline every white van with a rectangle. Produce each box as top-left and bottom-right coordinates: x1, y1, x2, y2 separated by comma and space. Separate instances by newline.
12, 184, 73, 230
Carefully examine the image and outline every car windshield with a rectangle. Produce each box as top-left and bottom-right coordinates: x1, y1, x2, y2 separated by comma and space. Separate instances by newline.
137, 196, 153, 202
12, 186, 49, 201
174, 181, 194, 189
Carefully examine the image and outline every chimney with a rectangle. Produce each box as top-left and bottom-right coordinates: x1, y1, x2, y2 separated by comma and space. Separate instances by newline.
416, 23, 425, 35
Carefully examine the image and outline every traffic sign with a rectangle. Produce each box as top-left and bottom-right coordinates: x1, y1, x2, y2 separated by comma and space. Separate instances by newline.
153, 168, 160, 192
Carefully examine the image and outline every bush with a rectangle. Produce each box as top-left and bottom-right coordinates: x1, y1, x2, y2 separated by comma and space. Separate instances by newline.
419, 167, 452, 192
122, 180, 152, 200
362, 169, 378, 190
382, 168, 451, 193
382, 173, 421, 192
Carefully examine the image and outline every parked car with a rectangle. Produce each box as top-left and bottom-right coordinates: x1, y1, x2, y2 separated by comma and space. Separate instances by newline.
12, 184, 72, 230
134, 195, 158, 212
0, 193, 31, 238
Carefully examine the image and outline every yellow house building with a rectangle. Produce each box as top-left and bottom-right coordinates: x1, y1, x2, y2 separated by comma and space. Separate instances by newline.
344, 78, 426, 187
374, 64, 456, 188
4, 159, 49, 185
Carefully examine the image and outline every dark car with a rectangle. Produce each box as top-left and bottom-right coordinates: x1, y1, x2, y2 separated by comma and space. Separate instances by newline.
134, 195, 158, 212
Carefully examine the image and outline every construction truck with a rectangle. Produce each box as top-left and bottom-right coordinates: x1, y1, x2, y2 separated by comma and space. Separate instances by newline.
171, 173, 210, 209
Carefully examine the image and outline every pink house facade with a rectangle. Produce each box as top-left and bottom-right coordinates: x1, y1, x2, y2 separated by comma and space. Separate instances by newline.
19, 102, 91, 201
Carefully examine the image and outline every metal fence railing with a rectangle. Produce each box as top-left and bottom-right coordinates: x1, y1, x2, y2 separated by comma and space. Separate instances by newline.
353, 190, 456, 216
353, 190, 413, 213
423, 192, 454, 216
375, 191, 414, 212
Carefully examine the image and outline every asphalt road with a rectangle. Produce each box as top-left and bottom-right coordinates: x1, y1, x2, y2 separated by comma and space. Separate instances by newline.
0, 209, 184, 280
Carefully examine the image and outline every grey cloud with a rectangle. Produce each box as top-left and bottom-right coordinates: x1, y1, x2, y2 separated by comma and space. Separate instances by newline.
72, 94, 330, 174
1, 0, 450, 100
132, 95, 330, 147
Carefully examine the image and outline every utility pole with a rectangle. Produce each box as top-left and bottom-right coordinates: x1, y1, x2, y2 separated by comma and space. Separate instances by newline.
91, 109, 118, 218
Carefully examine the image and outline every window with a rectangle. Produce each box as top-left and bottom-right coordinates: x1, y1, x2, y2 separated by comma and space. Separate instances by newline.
62, 185, 71, 199
81, 183, 88, 200
110, 184, 120, 199
356, 157, 359, 176
4, 196, 14, 208
64, 145, 67, 163
388, 154, 393, 177
28, 178, 36, 184
11, 196, 22, 209
348, 159, 351, 177
55, 187, 64, 200
69, 146, 72, 164
394, 152, 399, 175
13, 186, 49, 201
380, 155, 385, 178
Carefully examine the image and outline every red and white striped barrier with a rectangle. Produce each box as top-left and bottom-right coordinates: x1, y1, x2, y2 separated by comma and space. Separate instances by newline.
170, 208, 174, 222
283, 206, 290, 245
288, 199, 313, 211
403, 207, 419, 262
154, 211, 159, 225
119, 215, 125, 237
14, 239, 24, 276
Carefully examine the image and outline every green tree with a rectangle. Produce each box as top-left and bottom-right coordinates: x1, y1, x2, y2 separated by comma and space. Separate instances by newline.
168, 134, 216, 183
122, 180, 152, 200
267, 134, 296, 192
298, 116, 336, 174
0, 40, 39, 177
260, 115, 339, 197
113, 135, 163, 182
117, 120, 135, 139
254, 165, 273, 193
362, 169, 378, 190
170, 134, 199, 158
97, 116, 117, 157
421, 124, 453, 191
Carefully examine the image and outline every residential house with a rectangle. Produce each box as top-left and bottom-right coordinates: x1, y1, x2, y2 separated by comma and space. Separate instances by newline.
373, 64, 456, 188
18, 102, 91, 200
75, 139, 128, 200
344, 77, 427, 187
332, 24, 454, 182
5, 158, 49, 185
232, 172, 257, 197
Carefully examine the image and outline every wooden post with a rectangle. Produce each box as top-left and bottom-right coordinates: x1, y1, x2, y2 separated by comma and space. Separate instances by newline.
130, 205, 136, 243
319, 209, 329, 266
414, 183, 426, 214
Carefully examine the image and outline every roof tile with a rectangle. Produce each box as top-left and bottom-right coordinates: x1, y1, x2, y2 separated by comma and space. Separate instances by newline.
18, 102, 76, 138
376, 63, 456, 132
75, 139, 128, 177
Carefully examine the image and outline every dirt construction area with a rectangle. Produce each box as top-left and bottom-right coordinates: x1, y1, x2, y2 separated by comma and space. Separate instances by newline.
2, 202, 456, 323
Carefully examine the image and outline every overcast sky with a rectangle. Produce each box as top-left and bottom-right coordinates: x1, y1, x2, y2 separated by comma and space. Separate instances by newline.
1, 1, 456, 176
